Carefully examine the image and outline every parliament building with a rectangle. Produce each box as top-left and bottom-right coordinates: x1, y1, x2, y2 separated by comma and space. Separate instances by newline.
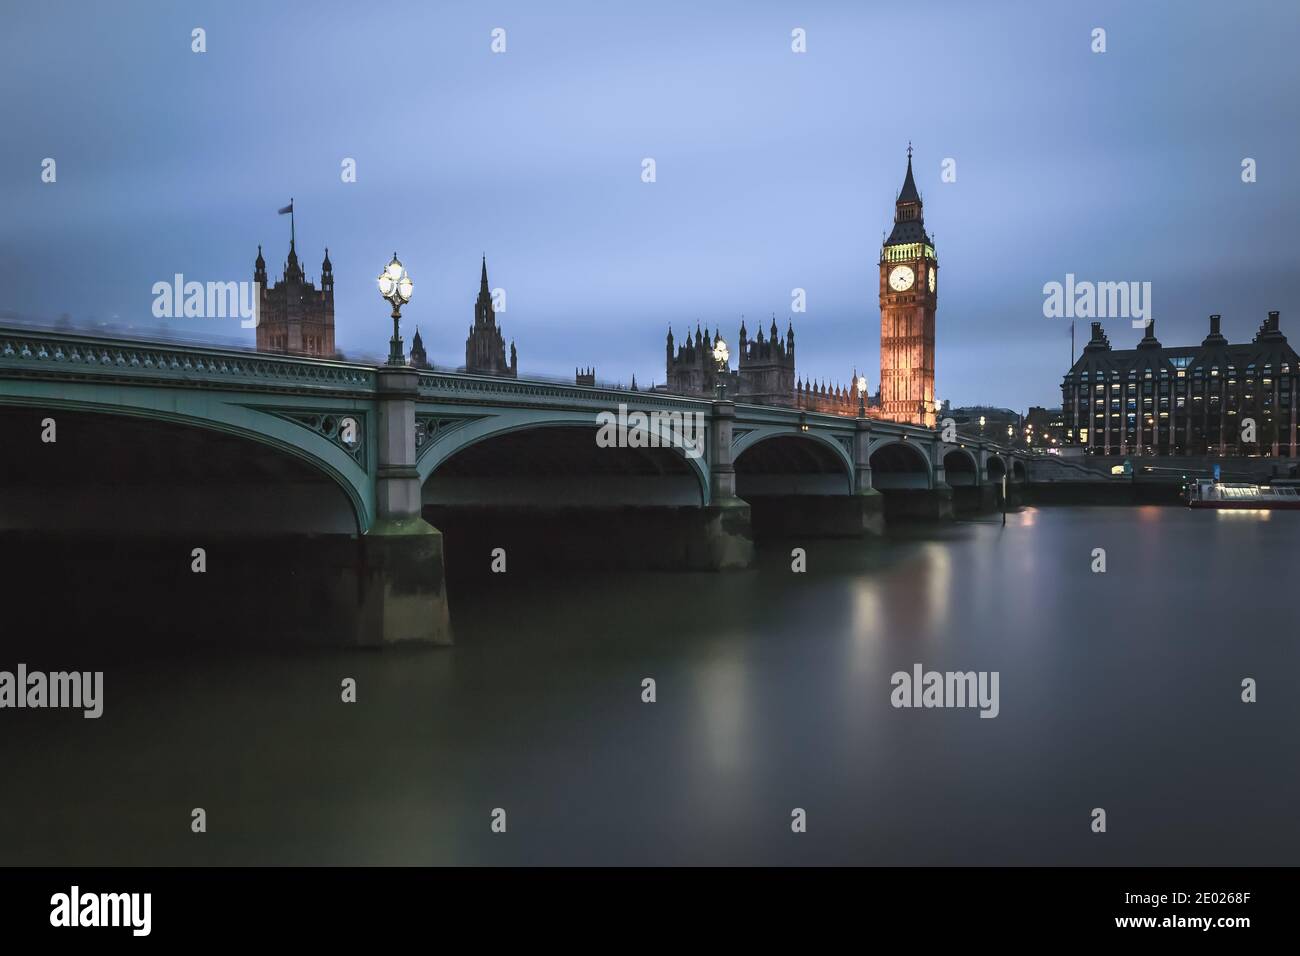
661, 149, 932, 417
664, 319, 862, 414
253, 239, 336, 358
409, 257, 518, 376
1061, 313, 1299, 457
462, 257, 516, 377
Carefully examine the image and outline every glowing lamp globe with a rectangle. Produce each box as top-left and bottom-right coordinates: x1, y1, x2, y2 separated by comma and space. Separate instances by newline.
378, 252, 415, 367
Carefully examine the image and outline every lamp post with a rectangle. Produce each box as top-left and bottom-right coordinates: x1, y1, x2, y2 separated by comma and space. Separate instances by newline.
378, 252, 414, 366
712, 336, 729, 400
857, 375, 867, 418
979, 415, 986, 438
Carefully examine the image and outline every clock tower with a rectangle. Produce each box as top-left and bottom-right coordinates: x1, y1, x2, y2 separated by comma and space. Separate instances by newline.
879, 146, 938, 426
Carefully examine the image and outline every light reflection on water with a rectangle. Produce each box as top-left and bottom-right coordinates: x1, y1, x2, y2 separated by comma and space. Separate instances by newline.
1, 506, 1297, 866
690, 643, 754, 779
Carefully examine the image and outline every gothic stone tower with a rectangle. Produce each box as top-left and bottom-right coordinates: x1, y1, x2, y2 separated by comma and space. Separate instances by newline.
409, 326, 429, 369
879, 147, 938, 426
736, 316, 796, 406
666, 324, 711, 396
255, 241, 335, 357
465, 257, 517, 377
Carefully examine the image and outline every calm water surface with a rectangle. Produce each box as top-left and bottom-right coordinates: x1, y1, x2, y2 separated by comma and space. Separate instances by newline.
3, 506, 1296, 865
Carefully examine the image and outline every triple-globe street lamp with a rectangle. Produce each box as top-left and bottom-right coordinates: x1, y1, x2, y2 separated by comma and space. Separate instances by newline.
378, 253, 414, 366
713, 336, 730, 400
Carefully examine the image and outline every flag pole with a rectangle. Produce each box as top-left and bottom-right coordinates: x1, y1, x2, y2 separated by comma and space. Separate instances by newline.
290, 197, 295, 248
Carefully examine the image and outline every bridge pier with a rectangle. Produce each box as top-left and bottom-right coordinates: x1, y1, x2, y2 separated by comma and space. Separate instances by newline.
886, 485, 954, 520
705, 400, 755, 568
744, 494, 886, 538
852, 418, 886, 535
948, 481, 994, 514
360, 367, 452, 645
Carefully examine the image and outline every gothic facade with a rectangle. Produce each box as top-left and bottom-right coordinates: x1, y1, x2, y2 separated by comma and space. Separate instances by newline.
879, 147, 938, 427
794, 378, 860, 415
665, 318, 862, 414
736, 317, 796, 405
465, 257, 517, 377
254, 240, 335, 358
665, 324, 727, 397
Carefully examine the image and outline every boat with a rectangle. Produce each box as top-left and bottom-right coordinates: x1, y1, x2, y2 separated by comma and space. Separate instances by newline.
1186, 478, 1300, 509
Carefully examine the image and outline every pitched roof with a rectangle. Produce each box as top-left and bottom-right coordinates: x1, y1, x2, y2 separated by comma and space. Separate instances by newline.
886, 219, 930, 245
898, 153, 921, 204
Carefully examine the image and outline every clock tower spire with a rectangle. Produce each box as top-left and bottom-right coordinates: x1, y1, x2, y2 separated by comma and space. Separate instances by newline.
879, 145, 938, 427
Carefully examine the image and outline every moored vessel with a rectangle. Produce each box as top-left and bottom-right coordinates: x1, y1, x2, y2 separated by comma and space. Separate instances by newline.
1186, 478, 1300, 509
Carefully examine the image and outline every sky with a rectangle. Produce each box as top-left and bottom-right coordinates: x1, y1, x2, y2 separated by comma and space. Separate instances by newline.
2, 0, 1298, 410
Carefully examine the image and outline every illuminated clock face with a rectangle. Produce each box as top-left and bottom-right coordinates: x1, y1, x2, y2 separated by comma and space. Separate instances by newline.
928, 269, 935, 293
888, 265, 915, 291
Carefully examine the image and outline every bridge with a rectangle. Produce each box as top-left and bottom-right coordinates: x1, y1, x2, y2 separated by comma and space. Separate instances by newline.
0, 325, 1029, 646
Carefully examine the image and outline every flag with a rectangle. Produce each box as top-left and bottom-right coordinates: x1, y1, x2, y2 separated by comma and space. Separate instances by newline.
278, 202, 293, 215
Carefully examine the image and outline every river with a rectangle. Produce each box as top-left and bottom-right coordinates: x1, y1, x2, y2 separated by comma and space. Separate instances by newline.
1, 505, 1296, 865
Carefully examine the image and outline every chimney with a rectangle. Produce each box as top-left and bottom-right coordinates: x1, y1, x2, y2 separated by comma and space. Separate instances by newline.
1269, 310, 1280, 331
1210, 314, 1221, 336
1090, 321, 1103, 340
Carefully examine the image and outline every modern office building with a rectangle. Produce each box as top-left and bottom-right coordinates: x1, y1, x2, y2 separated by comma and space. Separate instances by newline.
1060, 313, 1299, 457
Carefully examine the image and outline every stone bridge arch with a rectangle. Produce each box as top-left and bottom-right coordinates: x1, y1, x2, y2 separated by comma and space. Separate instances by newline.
941, 445, 980, 486
867, 437, 933, 491
732, 426, 854, 496
414, 407, 736, 580
0, 384, 373, 532
986, 455, 1008, 484
416, 409, 711, 507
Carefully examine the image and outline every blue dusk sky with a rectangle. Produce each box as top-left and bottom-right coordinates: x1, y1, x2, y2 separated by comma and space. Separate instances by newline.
2, 0, 1298, 409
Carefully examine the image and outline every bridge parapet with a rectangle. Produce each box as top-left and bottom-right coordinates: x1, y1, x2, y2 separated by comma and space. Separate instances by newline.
0, 327, 375, 395
417, 370, 709, 413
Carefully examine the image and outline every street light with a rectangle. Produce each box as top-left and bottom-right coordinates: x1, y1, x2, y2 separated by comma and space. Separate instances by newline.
857, 375, 867, 418
378, 252, 414, 366
712, 336, 729, 400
